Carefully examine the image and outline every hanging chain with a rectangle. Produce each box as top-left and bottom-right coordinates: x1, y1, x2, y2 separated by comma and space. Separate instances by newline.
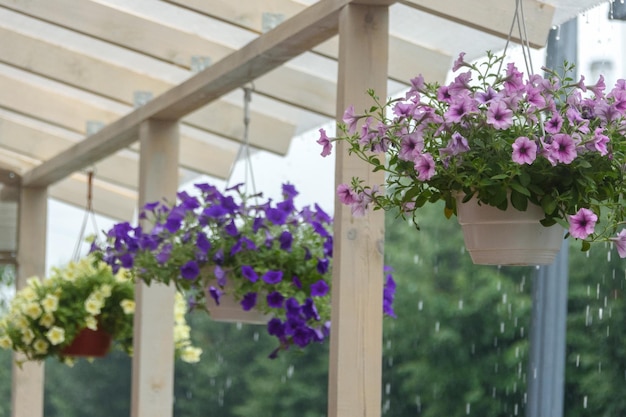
72, 169, 100, 261
499, 0, 535, 76
225, 84, 257, 197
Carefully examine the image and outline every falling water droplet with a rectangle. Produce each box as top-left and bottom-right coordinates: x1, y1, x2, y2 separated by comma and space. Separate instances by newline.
466, 403, 471, 414
385, 382, 391, 394
599, 308, 604, 320
253, 332, 259, 341
287, 365, 294, 378
418, 300, 423, 311
502, 293, 507, 304
500, 322, 505, 333
458, 299, 464, 310
435, 321, 440, 332
583, 396, 588, 408
576, 354, 580, 367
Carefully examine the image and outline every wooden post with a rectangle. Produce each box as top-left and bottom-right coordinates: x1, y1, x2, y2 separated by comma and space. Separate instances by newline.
12, 186, 47, 417
328, 3, 389, 417
131, 120, 179, 417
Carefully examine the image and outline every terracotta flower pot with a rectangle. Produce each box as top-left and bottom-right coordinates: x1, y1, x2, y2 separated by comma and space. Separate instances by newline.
456, 195, 564, 266
61, 327, 112, 357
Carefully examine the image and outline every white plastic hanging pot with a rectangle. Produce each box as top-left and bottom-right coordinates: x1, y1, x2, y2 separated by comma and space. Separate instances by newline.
455, 194, 564, 266
205, 268, 271, 325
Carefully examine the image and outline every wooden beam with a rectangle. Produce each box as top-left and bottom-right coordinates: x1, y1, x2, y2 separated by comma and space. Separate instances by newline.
400, 0, 555, 49
329, 4, 387, 417
20, 0, 357, 188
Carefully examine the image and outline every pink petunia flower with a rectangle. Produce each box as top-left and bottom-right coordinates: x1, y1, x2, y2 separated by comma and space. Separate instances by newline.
343, 105, 359, 133
413, 152, 436, 181
486, 100, 513, 130
569, 208, 598, 239
512, 136, 537, 165
610, 230, 626, 258
317, 128, 333, 157
337, 183, 357, 205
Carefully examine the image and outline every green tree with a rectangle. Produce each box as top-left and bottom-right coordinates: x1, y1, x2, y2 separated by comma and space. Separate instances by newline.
382, 202, 533, 417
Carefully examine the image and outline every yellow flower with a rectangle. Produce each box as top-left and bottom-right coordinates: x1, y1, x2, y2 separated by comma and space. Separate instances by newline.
33, 339, 48, 355
0, 335, 12, 349
63, 357, 75, 367
84, 298, 103, 315
39, 312, 55, 328
174, 293, 187, 324
45, 326, 65, 345
90, 291, 105, 303
41, 294, 59, 313
23, 302, 43, 320
15, 316, 29, 331
26, 276, 41, 288
20, 287, 37, 302
120, 299, 135, 315
174, 324, 191, 344
179, 346, 202, 363
100, 284, 112, 298
85, 316, 98, 331
21, 328, 35, 345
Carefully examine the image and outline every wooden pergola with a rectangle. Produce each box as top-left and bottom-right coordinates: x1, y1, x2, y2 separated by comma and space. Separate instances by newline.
3, 1, 605, 416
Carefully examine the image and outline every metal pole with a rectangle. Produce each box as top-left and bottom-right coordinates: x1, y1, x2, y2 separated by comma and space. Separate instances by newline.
525, 17, 577, 417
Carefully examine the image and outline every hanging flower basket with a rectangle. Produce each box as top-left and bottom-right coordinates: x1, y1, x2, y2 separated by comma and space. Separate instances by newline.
456, 194, 564, 266
61, 327, 112, 358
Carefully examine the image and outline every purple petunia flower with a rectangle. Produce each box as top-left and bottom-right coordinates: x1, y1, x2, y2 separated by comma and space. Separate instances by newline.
316, 258, 330, 274
262, 270, 283, 284
266, 208, 288, 225
214, 265, 227, 286
279, 231, 293, 251
241, 292, 257, 311
267, 318, 286, 337
180, 260, 200, 280
310, 280, 329, 297
156, 243, 172, 264
302, 298, 321, 321
267, 291, 285, 308
241, 265, 259, 283
208, 286, 222, 306
196, 232, 211, 254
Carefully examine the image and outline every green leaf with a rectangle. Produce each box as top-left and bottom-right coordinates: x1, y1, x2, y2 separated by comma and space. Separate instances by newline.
509, 182, 531, 197
510, 190, 528, 211
541, 195, 558, 215
581, 240, 591, 252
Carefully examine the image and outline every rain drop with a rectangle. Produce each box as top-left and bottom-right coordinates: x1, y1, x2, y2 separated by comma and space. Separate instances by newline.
458, 299, 464, 310
583, 396, 588, 408
435, 321, 440, 332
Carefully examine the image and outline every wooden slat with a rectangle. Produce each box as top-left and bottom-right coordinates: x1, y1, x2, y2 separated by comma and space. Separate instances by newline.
168, 0, 450, 84
21, 0, 361, 188
0, 147, 137, 220
0, 109, 238, 186
400, 0, 555, 49
0, 16, 296, 150
0, 1, 338, 117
